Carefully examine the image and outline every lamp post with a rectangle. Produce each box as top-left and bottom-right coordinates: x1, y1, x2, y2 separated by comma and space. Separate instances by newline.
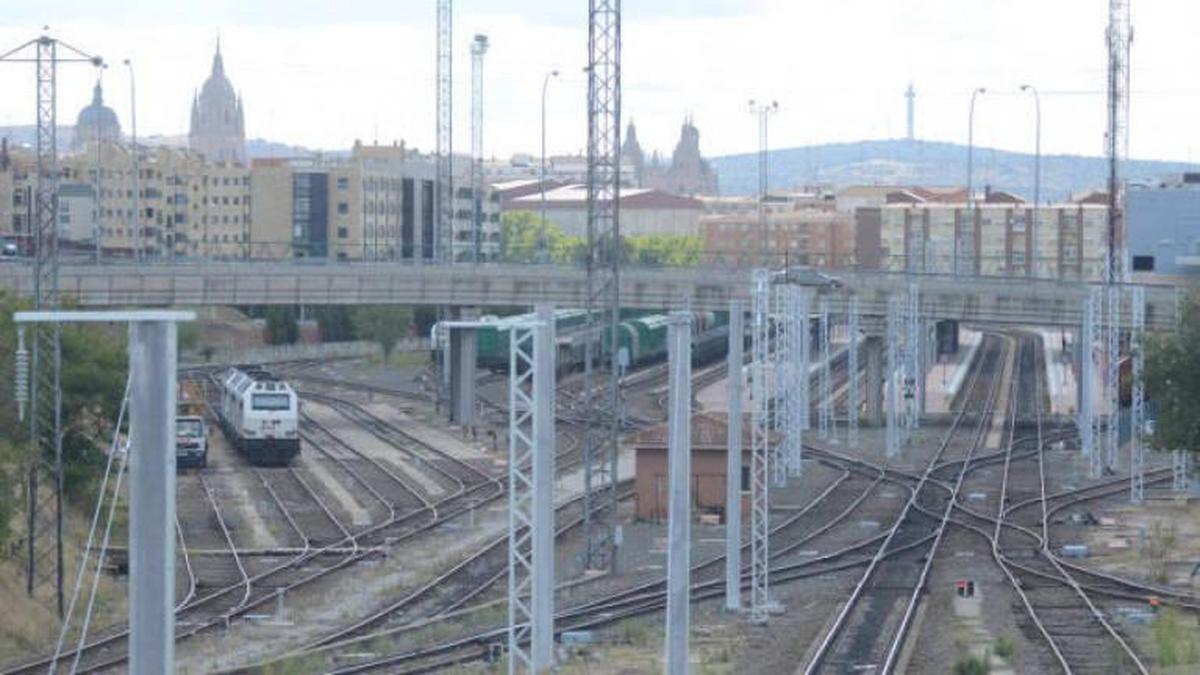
93, 65, 107, 263
749, 99, 779, 267
538, 69, 559, 263
962, 87, 986, 276
1020, 84, 1041, 278
123, 58, 140, 263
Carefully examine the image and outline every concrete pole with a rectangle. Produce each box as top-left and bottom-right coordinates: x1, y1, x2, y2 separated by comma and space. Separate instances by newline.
665, 312, 692, 675
532, 304, 556, 668
847, 295, 860, 447
129, 320, 176, 675
724, 300, 743, 612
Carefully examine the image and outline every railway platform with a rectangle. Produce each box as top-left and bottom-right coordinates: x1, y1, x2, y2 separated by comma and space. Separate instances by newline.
925, 329, 982, 414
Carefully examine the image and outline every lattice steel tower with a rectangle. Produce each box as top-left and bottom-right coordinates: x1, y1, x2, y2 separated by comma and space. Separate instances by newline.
1106, 0, 1131, 283
582, 0, 622, 572
436, 0, 454, 262
470, 34, 489, 263
0, 34, 102, 619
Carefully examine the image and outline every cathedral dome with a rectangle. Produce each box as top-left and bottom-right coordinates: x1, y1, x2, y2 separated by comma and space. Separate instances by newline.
72, 83, 121, 150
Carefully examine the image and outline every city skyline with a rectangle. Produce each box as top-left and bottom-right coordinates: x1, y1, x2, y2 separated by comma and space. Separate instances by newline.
1, 1, 1199, 164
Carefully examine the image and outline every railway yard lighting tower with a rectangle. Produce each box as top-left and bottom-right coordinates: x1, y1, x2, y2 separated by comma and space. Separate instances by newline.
470, 34, 489, 263
749, 99, 779, 266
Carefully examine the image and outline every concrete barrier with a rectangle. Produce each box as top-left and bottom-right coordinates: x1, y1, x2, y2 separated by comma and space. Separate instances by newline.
181, 338, 429, 367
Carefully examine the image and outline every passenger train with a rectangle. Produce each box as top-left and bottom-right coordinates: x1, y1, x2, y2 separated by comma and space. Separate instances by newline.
216, 365, 301, 466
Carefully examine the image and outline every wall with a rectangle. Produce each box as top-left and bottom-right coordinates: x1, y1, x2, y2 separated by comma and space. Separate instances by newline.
1127, 185, 1200, 274
634, 446, 750, 521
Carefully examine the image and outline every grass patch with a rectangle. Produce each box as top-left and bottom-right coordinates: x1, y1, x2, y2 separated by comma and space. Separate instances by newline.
1153, 607, 1200, 668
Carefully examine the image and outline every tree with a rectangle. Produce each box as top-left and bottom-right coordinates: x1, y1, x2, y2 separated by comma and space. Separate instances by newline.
353, 306, 413, 364
625, 234, 703, 267
0, 292, 129, 550
264, 306, 299, 345
1145, 288, 1200, 454
311, 306, 357, 342
499, 211, 585, 263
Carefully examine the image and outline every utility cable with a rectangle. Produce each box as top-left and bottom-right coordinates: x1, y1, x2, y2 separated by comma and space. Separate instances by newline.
44, 372, 131, 674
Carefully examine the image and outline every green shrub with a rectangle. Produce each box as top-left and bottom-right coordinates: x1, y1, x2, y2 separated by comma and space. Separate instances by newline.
953, 653, 991, 675
993, 636, 1015, 660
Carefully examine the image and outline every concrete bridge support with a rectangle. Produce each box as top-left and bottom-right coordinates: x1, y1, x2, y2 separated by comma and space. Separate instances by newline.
447, 307, 481, 427
865, 335, 884, 426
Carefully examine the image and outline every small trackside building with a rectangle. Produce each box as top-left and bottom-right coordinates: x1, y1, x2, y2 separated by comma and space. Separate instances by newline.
633, 412, 769, 523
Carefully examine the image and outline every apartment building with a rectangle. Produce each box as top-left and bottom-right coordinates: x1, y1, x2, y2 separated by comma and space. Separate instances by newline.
859, 189, 1110, 280
0, 139, 251, 258
700, 207, 853, 268
250, 142, 496, 261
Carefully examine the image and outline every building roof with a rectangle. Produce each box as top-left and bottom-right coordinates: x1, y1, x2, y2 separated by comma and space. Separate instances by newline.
507, 184, 703, 210
700, 209, 848, 227
491, 178, 566, 201
633, 412, 775, 449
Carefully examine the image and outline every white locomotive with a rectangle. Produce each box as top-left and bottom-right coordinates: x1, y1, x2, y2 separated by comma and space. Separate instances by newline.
216, 365, 300, 466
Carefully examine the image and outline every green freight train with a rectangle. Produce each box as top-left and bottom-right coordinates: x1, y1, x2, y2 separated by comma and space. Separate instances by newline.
465, 309, 732, 373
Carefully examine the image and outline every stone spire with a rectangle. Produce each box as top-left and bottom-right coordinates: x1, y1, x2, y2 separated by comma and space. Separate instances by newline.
189, 39, 246, 164
621, 119, 645, 187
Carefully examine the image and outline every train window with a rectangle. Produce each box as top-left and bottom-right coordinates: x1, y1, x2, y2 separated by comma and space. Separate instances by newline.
251, 393, 291, 410
177, 419, 203, 437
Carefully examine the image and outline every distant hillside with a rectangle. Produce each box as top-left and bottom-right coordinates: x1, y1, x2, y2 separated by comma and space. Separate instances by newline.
711, 139, 1200, 200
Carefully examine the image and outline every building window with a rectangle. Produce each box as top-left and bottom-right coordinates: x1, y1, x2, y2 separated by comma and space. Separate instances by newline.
337, 177, 349, 190
338, 202, 349, 215
337, 227, 348, 239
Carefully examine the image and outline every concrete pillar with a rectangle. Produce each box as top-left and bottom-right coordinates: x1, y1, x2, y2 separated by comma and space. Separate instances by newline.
917, 321, 930, 418
448, 308, 480, 426
531, 304, 556, 669
448, 326, 477, 426
725, 300, 743, 612
665, 312, 692, 675
865, 335, 884, 426
129, 321, 177, 675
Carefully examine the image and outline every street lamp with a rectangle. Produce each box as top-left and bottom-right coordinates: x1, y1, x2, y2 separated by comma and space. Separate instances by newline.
1020, 84, 1042, 279
749, 99, 779, 267
93, 64, 107, 263
537, 69, 559, 263
123, 58, 140, 263
962, 87, 986, 276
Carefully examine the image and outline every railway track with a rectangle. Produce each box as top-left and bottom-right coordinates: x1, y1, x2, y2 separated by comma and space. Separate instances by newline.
995, 335, 1146, 673
801, 333, 1010, 674
5, 383, 505, 674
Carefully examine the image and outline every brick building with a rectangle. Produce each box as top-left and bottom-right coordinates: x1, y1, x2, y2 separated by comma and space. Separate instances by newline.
633, 413, 762, 522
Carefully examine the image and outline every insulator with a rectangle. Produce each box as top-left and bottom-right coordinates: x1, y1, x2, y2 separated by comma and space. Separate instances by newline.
15, 326, 28, 421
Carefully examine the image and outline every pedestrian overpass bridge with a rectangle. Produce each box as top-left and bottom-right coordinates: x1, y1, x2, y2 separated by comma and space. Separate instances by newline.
0, 262, 1184, 330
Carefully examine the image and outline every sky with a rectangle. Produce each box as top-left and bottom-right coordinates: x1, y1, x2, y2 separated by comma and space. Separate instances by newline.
1, 0, 1198, 162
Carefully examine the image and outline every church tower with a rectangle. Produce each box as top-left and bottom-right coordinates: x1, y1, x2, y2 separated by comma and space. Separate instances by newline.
621, 120, 645, 187
189, 40, 246, 164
